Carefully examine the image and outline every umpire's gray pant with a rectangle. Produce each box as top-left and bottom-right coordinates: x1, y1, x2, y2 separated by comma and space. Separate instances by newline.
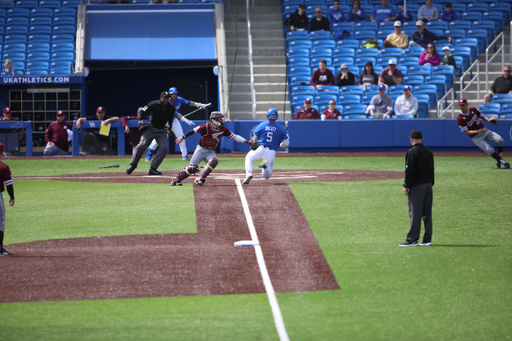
407, 182, 433, 242
131, 127, 168, 170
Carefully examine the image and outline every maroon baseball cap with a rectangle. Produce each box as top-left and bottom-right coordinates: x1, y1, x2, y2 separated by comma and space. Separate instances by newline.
3, 107, 11, 114
458, 98, 468, 105
56, 110, 65, 116
304, 97, 312, 103
96, 106, 105, 113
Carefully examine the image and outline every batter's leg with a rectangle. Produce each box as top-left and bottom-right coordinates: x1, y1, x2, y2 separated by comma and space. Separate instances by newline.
172, 117, 188, 159
261, 150, 276, 179
146, 139, 158, 161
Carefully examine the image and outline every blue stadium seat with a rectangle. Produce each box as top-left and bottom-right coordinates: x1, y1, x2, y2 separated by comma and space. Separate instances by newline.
288, 57, 310, 68
408, 65, 431, 77
336, 39, 360, 49
425, 75, 447, 101
398, 57, 419, 67
317, 85, 340, 93
366, 84, 385, 93
53, 8, 76, 16
491, 94, 512, 105
292, 94, 314, 106
0, 2, 14, 9
7, 8, 31, 17
311, 48, 333, 57
5, 34, 28, 43
309, 31, 331, 41
432, 65, 455, 89
355, 57, 376, 67
454, 38, 478, 61
333, 57, 355, 68
343, 114, 367, 119
27, 52, 50, 61
338, 94, 361, 105
3, 52, 26, 61
444, 29, 466, 40
26, 61, 50, 70
27, 42, 50, 52
340, 85, 364, 96
3, 44, 27, 53
354, 31, 376, 40
287, 40, 312, 50
356, 48, 379, 58
6, 17, 30, 26
30, 16, 53, 25
26, 69, 49, 75
29, 34, 51, 43
426, 21, 448, 30
11, 61, 26, 72
377, 29, 394, 40
61, 1, 81, 8
466, 29, 488, 53
392, 114, 415, 119
466, 3, 488, 12
53, 25, 76, 35
389, 85, 409, 94
414, 84, 437, 111
380, 47, 403, 59
313, 40, 336, 49
31, 8, 53, 16
481, 12, 504, 33
461, 12, 482, 21
344, 104, 367, 115
289, 75, 311, 86
472, 20, 495, 43
39, 0, 61, 8
402, 75, 425, 86
488, 4, 510, 23
310, 57, 332, 67
53, 16, 76, 25
315, 94, 338, 106
291, 85, 315, 96
51, 42, 74, 52
478, 103, 501, 115
15, 1, 39, 9
287, 48, 310, 58
449, 20, 472, 31
51, 51, 74, 61
6, 26, 29, 35
403, 47, 424, 58
414, 94, 430, 118
29, 25, 53, 35
355, 22, 378, 30
288, 66, 311, 77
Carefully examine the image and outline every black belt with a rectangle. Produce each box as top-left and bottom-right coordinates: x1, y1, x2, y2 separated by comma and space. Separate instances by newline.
263, 145, 274, 151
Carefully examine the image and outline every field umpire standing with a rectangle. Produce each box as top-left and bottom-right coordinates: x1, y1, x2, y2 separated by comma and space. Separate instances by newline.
126, 91, 176, 176
400, 129, 435, 247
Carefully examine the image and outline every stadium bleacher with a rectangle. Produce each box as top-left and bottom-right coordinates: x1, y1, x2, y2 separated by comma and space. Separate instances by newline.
284, 0, 512, 119
0, 0, 78, 75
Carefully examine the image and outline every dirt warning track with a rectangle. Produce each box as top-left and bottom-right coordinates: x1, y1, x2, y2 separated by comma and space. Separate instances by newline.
2, 170, 403, 303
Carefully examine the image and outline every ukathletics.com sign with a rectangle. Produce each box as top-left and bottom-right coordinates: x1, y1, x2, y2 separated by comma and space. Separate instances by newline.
0, 75, 83, 85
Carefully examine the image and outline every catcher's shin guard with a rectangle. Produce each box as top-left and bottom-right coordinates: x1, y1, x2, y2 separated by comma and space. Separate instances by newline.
174, 164, 199, 183
197, 157, 218, 181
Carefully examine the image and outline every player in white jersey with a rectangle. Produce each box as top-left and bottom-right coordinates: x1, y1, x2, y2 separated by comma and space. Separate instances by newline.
146, 87, 208, 161
243, 108, 290, 185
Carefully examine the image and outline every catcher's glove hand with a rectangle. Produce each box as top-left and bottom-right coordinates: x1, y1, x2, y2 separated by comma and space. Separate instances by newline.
249, 141, 260, 151
489, 116, 498, 126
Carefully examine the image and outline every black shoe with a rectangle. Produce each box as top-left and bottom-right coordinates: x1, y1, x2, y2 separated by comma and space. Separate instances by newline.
399, 240, 419, 247
148, 168, 162, 176
497, 160, 501, 169
504, 162, 511, 169
170, 179, 182, 186
0, 248, 14, 256
193, 178, 205, 186
126, 165, 136, 174
419, 241, 433, 246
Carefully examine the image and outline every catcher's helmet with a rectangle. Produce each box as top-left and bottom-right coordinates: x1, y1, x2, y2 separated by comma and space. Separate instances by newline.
266, 108, 278, 120
210, 111, 224, 128
168, 87, 179, 95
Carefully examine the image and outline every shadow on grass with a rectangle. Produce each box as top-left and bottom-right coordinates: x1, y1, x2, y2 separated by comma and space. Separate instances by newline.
432, 245, 498, 247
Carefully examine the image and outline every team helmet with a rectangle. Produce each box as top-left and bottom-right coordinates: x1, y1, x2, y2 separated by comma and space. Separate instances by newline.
266, 108, 278, 120
210, 111, 224, 128
168, 87, 179, 95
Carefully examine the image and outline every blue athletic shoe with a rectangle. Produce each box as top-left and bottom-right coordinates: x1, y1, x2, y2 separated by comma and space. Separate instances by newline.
183, 155, 190, 161
145, 154, 152, 162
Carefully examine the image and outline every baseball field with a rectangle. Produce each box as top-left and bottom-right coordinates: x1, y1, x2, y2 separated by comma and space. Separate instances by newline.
0, 152, 511, 341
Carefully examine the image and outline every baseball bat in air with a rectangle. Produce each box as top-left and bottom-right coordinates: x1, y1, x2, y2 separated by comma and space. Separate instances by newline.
183, 103, 212, 117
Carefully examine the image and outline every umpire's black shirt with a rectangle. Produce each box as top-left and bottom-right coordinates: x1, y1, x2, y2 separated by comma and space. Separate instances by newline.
138, 99, 175, 129
404, 143, 435, 188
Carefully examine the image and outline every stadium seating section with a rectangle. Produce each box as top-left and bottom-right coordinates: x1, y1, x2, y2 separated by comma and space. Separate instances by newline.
284, 0, 512, 119
0, 0, 78, 75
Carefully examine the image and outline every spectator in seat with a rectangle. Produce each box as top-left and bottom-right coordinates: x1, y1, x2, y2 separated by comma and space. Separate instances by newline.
4, 59, 14, 76
321, 100, 342, 120
310, 7, 330, 31
359, 61, 379, 90
43, 111, 73, 155
394, 85, 419, 116
294, 98, 321, 119
370, 0, 397, 23
440, 46, 457, 69
284, 3, 308, 31
419, 43, 440, 66
335, 64, 356, 87
1, 107, 24, 156
329, 0, 346, 24
76, 106, 119, 156
440, 3, 456, 22
310, 59, 335, 88
397, 2, 413, 23
484, 66, 512, 103
348, 0, 366, 23
410, 20, 451, 47
384, 21, 409, 48
417, 0, 439, 22
379, 59, 403, 86
368, 84, 394, 119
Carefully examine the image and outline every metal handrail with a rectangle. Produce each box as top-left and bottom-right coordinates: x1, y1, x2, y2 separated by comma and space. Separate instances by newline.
75, 1, 85, 75
460, 59, 480, 100
437, 88, 455, 118
213, 3, 229, 119
485, 31, 505, 90
246, 0, 257, 120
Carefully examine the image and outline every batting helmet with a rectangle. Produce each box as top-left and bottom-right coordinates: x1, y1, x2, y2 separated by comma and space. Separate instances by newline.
266, 108, 278, 120
168, 87, 179, 95
210, 111, 224, 128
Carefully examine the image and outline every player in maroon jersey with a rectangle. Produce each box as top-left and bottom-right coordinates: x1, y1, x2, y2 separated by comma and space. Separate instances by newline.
456, 98, 510, 169
44, 111, 73, 155
0, 143, 15, 256
170, 112, 251, 186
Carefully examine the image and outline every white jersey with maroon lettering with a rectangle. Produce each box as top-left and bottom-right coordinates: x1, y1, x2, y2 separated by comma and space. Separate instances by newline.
457, 107, 484, 133
194, 122, 234, 150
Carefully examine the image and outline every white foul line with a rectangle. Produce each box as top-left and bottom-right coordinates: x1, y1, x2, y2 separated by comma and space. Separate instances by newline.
235, 179, 290, 341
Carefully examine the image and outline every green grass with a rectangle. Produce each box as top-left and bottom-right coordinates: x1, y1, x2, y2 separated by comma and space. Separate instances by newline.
1, 156, 511, 341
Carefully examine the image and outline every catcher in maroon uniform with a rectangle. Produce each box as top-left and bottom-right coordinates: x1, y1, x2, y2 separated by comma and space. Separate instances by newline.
457, 98, 510, 169
170, 112, 255, 186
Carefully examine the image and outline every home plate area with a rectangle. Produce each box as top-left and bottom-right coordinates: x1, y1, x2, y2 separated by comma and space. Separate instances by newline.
19, 169, 404, 184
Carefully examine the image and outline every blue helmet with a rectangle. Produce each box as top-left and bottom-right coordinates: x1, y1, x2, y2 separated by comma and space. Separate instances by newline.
168, 87, 179, 95
266, 108, 278, 120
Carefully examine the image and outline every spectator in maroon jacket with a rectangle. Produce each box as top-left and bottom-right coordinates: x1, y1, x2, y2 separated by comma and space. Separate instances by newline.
294, 97, 321, 119
310, 59, 335, 88
44, 111, 73, 155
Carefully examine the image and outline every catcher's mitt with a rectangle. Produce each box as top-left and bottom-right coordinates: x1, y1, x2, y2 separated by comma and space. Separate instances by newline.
249, 141, 260, 151
489, 116, 498, 126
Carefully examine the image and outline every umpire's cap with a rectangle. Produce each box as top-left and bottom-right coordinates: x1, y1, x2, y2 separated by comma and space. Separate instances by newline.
160, 91, 170, 98
410, 130, 423, 139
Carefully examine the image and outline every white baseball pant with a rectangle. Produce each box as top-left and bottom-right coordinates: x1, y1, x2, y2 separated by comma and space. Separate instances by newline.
471, 129, 504, 155
148, 117, 187, 157
245, 146, 275, 179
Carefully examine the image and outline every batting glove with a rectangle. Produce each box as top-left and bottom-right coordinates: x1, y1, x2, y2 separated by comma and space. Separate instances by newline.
195, 102, 206, 108
181, 117, 195, 126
